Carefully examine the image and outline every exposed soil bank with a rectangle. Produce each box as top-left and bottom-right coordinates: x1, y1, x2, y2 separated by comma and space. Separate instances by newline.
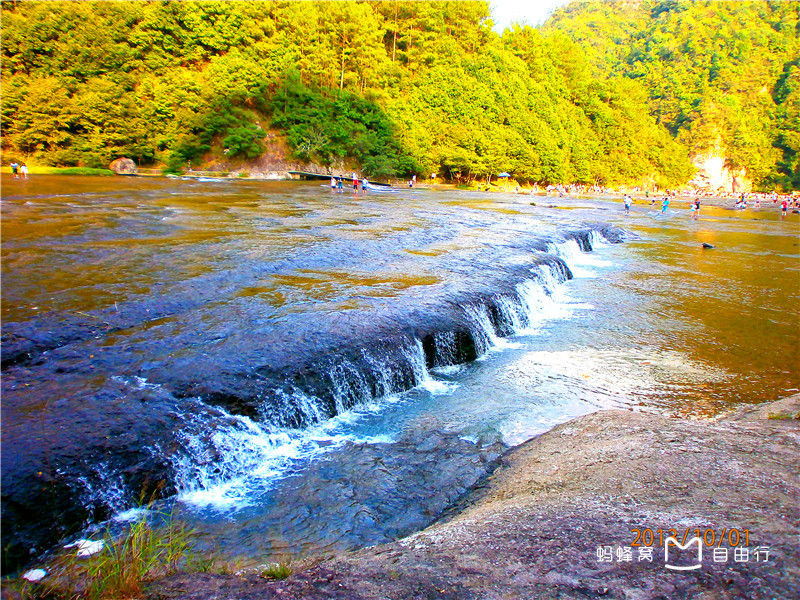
148, 395, 799, 600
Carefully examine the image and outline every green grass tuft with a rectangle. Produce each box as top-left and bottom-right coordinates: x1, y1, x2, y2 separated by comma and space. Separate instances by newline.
259, 562, 293, 580
12, 512, 192, 599
51, 167, 115, 176
767, 412, 799, 420
3, 166, 115, 176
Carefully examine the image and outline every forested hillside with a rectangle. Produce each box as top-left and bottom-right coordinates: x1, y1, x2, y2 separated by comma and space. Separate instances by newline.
545, 0, 800, 189
2, 1, 797, 190
0, 0, 694, 187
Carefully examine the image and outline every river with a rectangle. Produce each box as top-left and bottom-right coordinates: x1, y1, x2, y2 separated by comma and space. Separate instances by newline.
1, 174, 797, 569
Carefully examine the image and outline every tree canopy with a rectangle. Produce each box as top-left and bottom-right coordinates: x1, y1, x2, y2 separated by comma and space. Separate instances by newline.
2, 1, 793, 188
544, 0, 800, 189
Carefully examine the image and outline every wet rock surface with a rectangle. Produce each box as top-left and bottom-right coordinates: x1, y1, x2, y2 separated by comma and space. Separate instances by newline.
178, 427, 507, 563
2, 186, 611, 573
147, 396, 800, 600
0, 251, 569, 570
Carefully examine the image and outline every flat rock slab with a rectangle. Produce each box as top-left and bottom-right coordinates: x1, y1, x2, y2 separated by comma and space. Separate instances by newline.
147, 396, 800, 600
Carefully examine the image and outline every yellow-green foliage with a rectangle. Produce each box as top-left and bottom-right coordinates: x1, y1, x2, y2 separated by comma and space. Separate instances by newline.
8, 1, 793, 187
2, 166, 114, 176
545, 0, 800, 189
767, 411, 800, 420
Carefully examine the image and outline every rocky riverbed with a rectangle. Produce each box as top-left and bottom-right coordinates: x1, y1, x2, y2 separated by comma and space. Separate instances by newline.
147, 395, 800, 600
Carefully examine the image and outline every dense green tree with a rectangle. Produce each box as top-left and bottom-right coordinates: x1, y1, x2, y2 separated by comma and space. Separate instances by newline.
545, 0, 800, 189
15, 0, 796, 188
773, 61, 800, 188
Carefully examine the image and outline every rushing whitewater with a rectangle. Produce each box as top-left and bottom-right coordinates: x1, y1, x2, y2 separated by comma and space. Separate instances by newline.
172, 246, 592, 509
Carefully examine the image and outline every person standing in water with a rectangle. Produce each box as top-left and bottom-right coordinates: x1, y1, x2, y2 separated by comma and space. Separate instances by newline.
623, 195, 632, 215
20, 163, 28, 178
10, 161, 19, 178
661, 196, 670, 213
352, 172, 358, 193
337, 177, 343, 193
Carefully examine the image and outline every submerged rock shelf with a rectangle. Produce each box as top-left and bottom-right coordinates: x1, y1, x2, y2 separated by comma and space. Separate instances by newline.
0, 176, 624, 571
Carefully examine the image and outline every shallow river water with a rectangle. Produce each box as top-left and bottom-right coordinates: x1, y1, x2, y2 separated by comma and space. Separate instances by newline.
1, 175, 798, 568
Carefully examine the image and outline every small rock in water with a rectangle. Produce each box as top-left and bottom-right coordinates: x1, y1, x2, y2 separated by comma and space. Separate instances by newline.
702, 243, 715, 249
22, 569, 47, 582
64, 538, 104, 557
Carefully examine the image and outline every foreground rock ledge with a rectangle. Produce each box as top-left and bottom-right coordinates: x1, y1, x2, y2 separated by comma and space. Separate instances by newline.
149, 396, 800, 600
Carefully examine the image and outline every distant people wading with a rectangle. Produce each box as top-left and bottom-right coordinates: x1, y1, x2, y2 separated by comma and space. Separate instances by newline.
10, 161, 19, 178
352, 172, 358, 193
20, 163, 28, 178
623, 195, 632, 215
661, 196, 669, 213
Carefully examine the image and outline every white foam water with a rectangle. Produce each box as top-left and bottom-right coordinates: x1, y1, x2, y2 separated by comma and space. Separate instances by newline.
432, 364, 466, 376
547, 237, 612, 278
112, 507, 149, 523
173, 232, 613, 511
174, 411, 311, 509
462, 303, 503, 355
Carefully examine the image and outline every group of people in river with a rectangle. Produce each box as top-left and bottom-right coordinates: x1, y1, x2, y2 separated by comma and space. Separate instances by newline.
621, 190, 800, 218
9, 161, 28, 178
330, 173, 370, 194
732, 192, 799, 214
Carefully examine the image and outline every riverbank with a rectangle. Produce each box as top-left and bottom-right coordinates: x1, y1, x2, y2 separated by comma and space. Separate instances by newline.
4, 165, 796, 208
146, 395, 800, 600
1, 166, 114, 176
